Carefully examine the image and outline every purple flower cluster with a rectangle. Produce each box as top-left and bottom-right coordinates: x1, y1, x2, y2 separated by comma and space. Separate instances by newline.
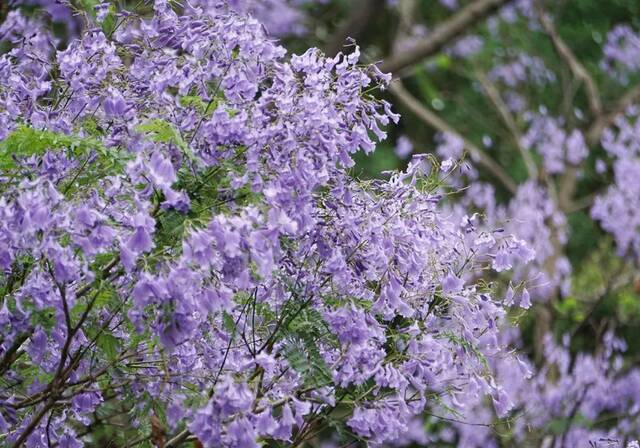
489, 53, 556, 89
212, 0, 320, 37
602, 25, 640, 84
437, 148, 567, 303
0, 2, 535, 446
446, 329, 640, 448
521, 114, 588, 174
592, 107, 640, 259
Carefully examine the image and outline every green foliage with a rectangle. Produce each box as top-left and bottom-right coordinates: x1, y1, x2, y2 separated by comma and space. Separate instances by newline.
0, 125, 96, 170
282, 308, 334, 388
0, 125, 128, 194
352, 142, 400, 178
136, 119, 190, 155
545, 413, 593, 434
179, 95, 217, 115
97, 333, 121, 361
29, 308, 58, 332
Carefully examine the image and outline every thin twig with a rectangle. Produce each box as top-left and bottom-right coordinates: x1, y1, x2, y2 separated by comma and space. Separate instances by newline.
324, 0, 385, 56
476, 68, 538, 179
536, 1, 601, 118
586, 83, 640, 145
389, 81, 518, 193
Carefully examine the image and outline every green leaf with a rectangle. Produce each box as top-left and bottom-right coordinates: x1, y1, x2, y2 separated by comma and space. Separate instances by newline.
1, 126, 80, 170
435, 54, 452, 69
179, 95, 215, 115
222, 311, 236, 333
29, 308, 57, 331
282, 308, 333, 388
135, 119, 194, 160
440, 331, 491, 374
97, 333, 121, 361
545, 414, 592, 434
0, 125, 128, 186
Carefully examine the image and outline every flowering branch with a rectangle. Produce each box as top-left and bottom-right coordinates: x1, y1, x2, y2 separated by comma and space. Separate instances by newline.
389, 80, 518, 193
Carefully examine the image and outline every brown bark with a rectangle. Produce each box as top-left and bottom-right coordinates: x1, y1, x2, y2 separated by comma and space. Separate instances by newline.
380, 0, 513, 74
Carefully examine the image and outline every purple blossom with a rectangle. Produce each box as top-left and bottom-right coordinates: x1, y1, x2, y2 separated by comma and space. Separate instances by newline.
394, 135, 414, 158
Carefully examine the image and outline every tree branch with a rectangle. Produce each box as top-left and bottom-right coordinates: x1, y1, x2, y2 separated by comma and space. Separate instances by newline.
11, 399, 57, 448
389, 81, 518, 194
324, 0, 385, 56
587, 83, 640, 145
164, 429, 192, 448
380, 0, 513, 74
0, 330, 33, 377
536, 2, 602, 118
476, 68, 538, 179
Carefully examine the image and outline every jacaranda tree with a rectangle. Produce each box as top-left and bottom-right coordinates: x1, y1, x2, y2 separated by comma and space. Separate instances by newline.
1, 0, 640, 447
0, 1, 538, 446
